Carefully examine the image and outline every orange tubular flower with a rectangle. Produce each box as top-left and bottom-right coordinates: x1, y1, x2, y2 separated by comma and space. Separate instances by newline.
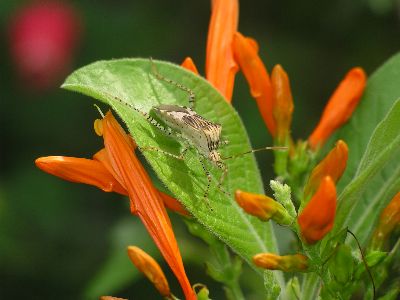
206, 0, 239, 101
232, 31, 275, 135
35, 155, 188, 216
253, 253, 308, 272
370, 192, 400, 250
100, 297, 127, 300
298, 176, 337, 244
303, 140, 348, 199
271, 64, 294, 144
127, 246, 171, 298
36, 112, 195, 300
309, 67, 367, 149
181, 57, 199, 75
235, 190, 292, 225
35, 156, 127, 195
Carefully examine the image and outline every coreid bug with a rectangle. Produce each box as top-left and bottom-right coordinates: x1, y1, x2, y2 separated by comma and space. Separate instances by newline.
107, 60, 285, 209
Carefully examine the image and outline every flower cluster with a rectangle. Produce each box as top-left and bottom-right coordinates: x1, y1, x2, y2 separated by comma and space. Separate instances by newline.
35, 0, 399, 299
206, 0, 365, 271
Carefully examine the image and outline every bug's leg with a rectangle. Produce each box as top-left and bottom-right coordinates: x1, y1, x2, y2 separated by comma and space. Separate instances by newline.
216, 162, 231, 197
150, 58, 196, 109
140, 146, 189, 161
199, 157, 213, 210
103, 94, 176, 137
222, 146, 288, 161
178, 146, 189, 159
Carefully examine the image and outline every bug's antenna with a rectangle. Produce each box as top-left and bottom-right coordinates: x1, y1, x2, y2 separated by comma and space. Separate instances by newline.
222, 146, 288, 161
347, 229, 376, 299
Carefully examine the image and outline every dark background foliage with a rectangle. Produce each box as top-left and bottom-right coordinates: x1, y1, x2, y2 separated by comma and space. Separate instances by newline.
1, 0, 399, 299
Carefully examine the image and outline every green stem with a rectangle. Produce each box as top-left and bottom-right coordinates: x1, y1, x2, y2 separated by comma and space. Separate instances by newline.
224, 281, 245, 300
210, 244, 244, 300
301, 273, 320, 300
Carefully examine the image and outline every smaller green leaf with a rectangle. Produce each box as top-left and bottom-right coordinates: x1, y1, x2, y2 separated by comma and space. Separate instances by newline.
285, 277, 301, 300
328, 244, 354, 284
354, 251, 387, 279
263, 270, 281, 300
334, 98, 400, 235
321, 227, 348, 260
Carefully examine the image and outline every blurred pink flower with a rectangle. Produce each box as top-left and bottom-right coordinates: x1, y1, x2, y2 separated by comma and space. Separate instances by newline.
8, 1, 82, 91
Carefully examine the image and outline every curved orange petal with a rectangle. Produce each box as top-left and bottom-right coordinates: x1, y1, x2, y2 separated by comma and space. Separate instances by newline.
298, 176, 337, 244
304, 140, 348, 199
35, 156, 127, 195
159, 191, 190, 216
206, 0, 239, 102
101, 112, 195, 300
127, 246, 171, 297
309, 67, 367, 149
232, 32, 275, 135
181, 57, 199, 75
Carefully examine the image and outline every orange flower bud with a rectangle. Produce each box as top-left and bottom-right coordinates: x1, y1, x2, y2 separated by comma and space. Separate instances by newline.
309, 67, 366, 149
304, 140, 348, 199
298, 176, 337, 244
253, 253, 308, 272
271, 64, 294, 144
127, 246, 171, 298
232, 31, 275, 135
370, 192, 400, 250
181, 57, 199, 75
235, 190, 292, 225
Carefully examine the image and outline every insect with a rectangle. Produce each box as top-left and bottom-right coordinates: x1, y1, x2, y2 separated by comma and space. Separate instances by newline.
108, 60, 285, 208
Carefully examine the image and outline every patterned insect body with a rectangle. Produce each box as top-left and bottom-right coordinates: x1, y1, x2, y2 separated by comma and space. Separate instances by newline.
151, 104, 224, 169
104, 61, 283, 209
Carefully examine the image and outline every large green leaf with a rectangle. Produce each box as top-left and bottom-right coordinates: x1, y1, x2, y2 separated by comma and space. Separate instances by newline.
327, 53, 400, 243
303, 54, 400, 298
62, 59, 284, 287
335, 99, 400, 239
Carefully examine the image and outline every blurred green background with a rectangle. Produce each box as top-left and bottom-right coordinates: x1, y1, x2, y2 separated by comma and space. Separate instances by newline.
1, 0, 399, 299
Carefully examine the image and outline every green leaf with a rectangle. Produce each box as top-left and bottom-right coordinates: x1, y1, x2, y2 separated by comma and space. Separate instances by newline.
334, 98, 400, 240
285, 277, 301, 300
326, 52, 400, 243
62, 59, 284, 287
263, 270, 281, 300
328, 244, 354, 284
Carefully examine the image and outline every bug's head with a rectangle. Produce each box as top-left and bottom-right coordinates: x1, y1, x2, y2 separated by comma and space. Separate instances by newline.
209, 150, 221, 162
209, 150, 224, 169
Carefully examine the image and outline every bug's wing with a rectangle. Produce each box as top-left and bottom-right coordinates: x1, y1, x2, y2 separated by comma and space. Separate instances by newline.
182, 114, 222, 150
